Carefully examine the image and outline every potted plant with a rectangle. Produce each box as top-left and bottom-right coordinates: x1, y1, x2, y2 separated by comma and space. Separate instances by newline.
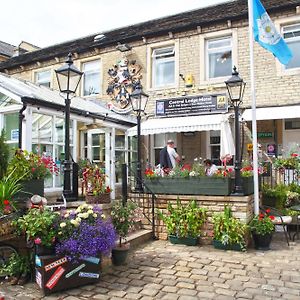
111, 201, 137, 265
8, 149, 58, 199
213, 206, 248, 251
82, 164, 112, 204
157, 198, 207, 246
249, 209, 275, 250
13, 207, 59, 255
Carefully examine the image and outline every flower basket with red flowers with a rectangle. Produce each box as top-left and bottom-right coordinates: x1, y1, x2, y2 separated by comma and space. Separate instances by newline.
83, 164, 111, 204
249, 209, 275, 250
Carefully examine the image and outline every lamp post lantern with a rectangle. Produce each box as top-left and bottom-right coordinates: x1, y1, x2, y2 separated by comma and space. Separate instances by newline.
55, 53, 83, 199
225, 66, 246, 195
130, 86, 149, 193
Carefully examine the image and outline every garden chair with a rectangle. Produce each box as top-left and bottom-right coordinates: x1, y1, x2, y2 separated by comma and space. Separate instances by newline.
260, 205, 292, 246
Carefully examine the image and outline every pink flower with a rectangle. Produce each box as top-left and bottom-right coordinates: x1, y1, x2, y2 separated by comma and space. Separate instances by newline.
34, 237, 42, 245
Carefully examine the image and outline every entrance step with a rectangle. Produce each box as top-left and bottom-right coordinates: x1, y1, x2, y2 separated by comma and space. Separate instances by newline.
127, 229, 153, 249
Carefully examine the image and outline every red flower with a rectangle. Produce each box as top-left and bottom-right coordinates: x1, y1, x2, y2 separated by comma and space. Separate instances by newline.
269, 215, 275, 220
3, 199, 10, 206
291, 153, 298, 157
265, 209, 271, 214
259, 213, 264, 220
105, 186, 111, 193
181, 164, 192, 171
31, 167, 36, 172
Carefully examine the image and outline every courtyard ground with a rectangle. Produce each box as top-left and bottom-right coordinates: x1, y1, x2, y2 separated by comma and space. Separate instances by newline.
1, 234, 300, 300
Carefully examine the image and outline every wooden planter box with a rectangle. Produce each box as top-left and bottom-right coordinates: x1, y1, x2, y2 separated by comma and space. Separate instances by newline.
144, 177, 231, 196
85, 193, 111, 204
35, 254, 101, 295
168, 235, 198, 246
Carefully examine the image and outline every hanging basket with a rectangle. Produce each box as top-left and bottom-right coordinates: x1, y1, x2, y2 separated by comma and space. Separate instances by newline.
85, 193, 111, 204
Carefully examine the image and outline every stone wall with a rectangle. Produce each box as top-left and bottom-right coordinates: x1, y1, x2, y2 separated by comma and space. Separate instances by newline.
129, 193, 254, 245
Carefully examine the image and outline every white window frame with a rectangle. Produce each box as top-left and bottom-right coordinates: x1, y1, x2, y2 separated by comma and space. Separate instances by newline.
35, 70, 51, 88
146, 40, 179, 91
81, 59, 101, 97
206, 36, 232, 80
200, 29, 238, 86
275, 15, 300, 76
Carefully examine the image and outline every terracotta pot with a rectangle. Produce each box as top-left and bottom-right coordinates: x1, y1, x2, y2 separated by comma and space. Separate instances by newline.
85, 193, 111, 204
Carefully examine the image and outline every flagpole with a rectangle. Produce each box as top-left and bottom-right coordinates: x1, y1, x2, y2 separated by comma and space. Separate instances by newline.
248, 0, 260, 215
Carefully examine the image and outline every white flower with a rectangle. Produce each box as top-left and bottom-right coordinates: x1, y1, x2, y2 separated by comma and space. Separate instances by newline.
87, 210, 93, 214
76, 217, 81, 223
101, 214, 106, 219
76, 207, 82, 213
93, 213, 98, 218
64, 213, 70, 218
82, 213, 89, 219
71, 219, 79, 227
78, 213, 84, 218
189, 171, 198, 177
88, 205, 93, 210
60, 222, 66, 228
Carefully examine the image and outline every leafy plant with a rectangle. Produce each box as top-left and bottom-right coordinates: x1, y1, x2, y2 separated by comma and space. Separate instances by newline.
0, 169, 24, 215
82, 164, 111, 196
111, 201, 137, 248
273, 153, 300, 171
213, 206, 247, 249
262, 184, 289, 210
14, 208, 59, 247
0, 252, 31, 277
157, 198, 207, 238
0, 129, 9, 180
249, 209, 275, 236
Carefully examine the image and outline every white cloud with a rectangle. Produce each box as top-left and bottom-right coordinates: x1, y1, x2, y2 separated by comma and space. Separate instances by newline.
1, 0, 226, 48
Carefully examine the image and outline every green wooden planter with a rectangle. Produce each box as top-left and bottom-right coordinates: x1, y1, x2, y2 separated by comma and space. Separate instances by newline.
213, 240, 244, 251
15, 179, 45, 201
242, 176, 254, 195
169, 235, 198, 246
144, 177, 231, 196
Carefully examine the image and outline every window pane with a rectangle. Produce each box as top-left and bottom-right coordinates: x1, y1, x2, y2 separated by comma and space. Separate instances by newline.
285, 41, 300, 69
209, 51, 232, 78
154, 60, 175, 87
116, 135, 125, 149
3, 113, 18, 141
32, 114, 53, 143
36, 70, 51, 87
92, 134, 100, 146
83, 60, 100, 96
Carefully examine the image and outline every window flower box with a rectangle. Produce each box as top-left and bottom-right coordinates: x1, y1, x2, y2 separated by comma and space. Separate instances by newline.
144, 177, 232, 196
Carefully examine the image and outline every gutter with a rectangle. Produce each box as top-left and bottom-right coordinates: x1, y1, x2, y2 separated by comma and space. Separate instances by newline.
21, 96, 136, 127
18, 102, 27, 148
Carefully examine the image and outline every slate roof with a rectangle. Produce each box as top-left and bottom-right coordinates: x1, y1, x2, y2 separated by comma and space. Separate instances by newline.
0, 41, 15, 58
0, 0, 299, 70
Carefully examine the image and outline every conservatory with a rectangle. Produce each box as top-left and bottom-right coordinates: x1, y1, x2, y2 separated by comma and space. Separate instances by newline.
0, 73, 136, 198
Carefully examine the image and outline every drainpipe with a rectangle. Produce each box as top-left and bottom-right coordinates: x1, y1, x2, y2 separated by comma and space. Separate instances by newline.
18, 102, 27, 149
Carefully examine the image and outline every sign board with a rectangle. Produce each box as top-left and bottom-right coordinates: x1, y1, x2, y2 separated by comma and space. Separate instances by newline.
257, 132, 273, 138
155, 94, 228, 117
11, 129, 19, 141
247, 144, 253, 151
267, 144, 276, 156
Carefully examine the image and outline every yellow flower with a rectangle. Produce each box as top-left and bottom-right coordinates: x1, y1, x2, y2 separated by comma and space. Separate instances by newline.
60, 222, 66, 228
101, 214, 106, 219
93, 213, 97, 218
76, 217, 81, 223
88, 205, 93, 210
81, 203, 88, 208
76, 207, 82, 213
87, 209, 93, 214
64, 213, 70, 218
77, 213, 84, 218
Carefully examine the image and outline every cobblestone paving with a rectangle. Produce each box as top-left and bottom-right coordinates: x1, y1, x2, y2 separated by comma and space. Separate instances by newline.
1, 235, 300, 300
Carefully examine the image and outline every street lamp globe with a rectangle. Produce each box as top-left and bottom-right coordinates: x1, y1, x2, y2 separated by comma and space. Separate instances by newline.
130, 87, 149, 115
55, 53, 83, 94
225, 66, 246, 107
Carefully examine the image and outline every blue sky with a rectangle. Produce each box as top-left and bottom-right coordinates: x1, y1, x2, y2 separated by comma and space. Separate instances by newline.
2, 0, 227, 48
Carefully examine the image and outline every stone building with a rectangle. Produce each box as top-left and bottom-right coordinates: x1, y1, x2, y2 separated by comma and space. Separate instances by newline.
0, 0, 300, 195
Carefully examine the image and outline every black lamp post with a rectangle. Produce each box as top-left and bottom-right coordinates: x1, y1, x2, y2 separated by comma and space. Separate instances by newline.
225, 66, 246, 195
55, 53, 83, 199
130, 86, 149, 193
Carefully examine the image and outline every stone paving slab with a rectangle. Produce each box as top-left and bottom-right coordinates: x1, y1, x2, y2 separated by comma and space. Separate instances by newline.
1, 234, 300, 299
